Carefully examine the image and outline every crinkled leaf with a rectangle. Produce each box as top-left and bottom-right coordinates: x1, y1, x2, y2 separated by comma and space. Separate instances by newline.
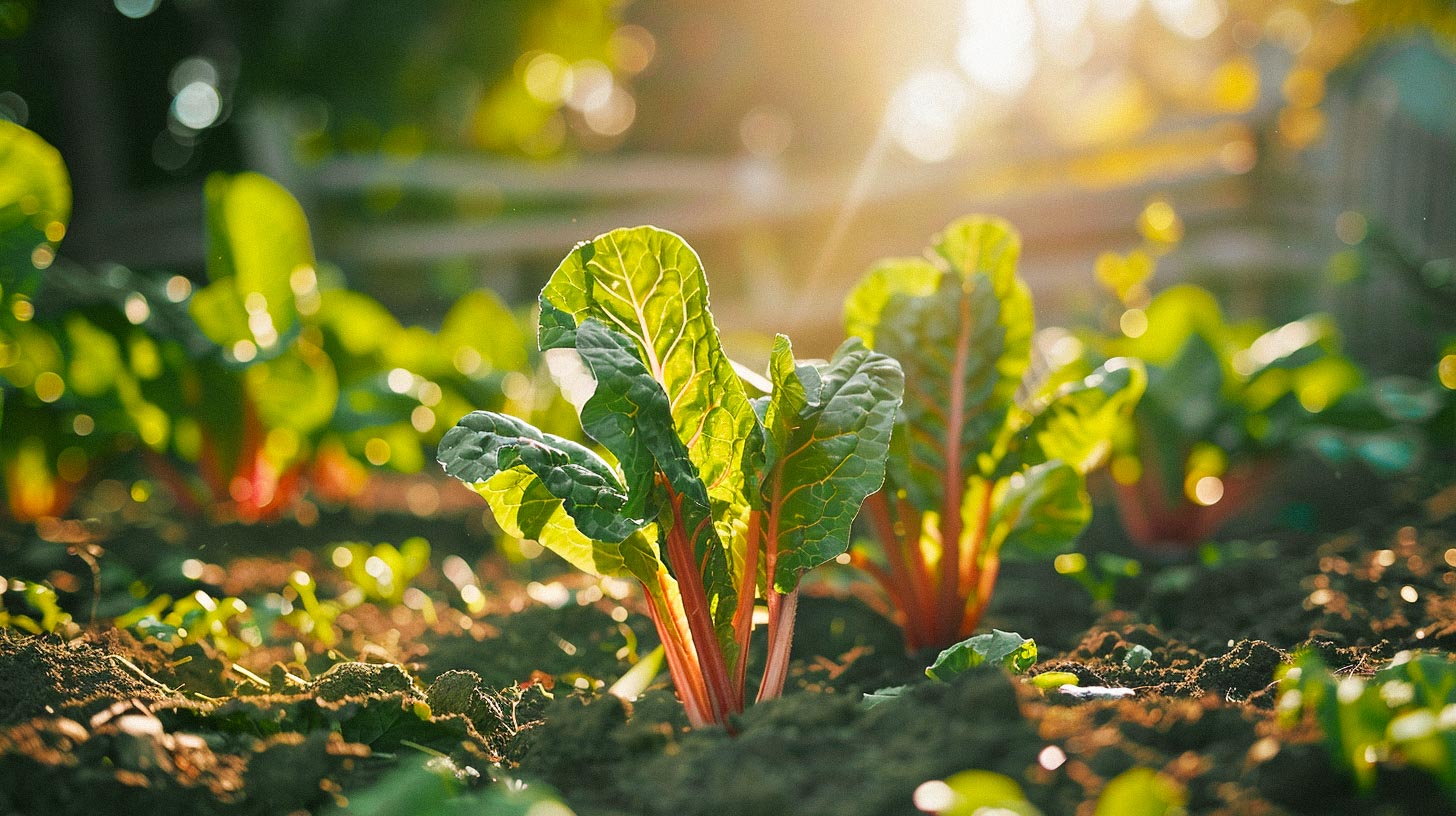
989, 461, 1090, 560
572, 320, 736, 645
758, 336, 904, 591
437, 410, 650, 547
926, 629, 1037, 680
0, 121, 69, 298
858, 217, 1033, 510
538, 226, 757, 554
479, 465, 658, 581
756, 334, 811, 472
1002, 359, 1145, 477
575, 319, 709, 515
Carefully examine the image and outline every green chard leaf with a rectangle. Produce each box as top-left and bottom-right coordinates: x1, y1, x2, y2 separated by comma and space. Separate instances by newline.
756, 335, 904, 592
539, 227, 756, 523
988, 461, 1090, 560
572, 318, 737, 635
436, 410, 658, 581
926, 629, 1038, 680
846, 216, 1032, 511
191, 173, 313, 360
1001, 358, 1146, 477
842, 258, 941, 349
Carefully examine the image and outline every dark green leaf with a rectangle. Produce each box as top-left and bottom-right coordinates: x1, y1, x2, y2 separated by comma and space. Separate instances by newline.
759, 336, 904, 591
437, 410, 660, 585
538, 226, 757, 551
926, 629, 1037, 680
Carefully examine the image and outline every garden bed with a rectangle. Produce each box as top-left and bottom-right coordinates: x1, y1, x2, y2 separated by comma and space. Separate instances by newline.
3, 491, 1453, 815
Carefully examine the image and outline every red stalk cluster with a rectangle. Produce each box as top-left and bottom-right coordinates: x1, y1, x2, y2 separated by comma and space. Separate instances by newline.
638, 480, 800, 728
855, 485, 1000, 652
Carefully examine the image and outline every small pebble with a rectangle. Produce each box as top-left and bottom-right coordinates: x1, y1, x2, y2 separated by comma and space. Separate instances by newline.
1056, 685, 1135, 701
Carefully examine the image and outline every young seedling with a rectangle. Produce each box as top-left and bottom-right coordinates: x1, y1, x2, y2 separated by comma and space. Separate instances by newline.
1278, 650, 1456, 797
844, 216, 1144, 651
439, 226, 903, 727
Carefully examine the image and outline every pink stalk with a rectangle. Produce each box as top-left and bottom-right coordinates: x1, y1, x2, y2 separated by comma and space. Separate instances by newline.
756, 583, 800, 702
641, 577, 712, 727
936, 291, 975, 645
662, 485, 738, 724
729, 510, 762, 709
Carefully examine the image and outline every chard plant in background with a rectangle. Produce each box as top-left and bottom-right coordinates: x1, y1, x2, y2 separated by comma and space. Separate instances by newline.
1078, 235, 1367, 552
438, 226, 903, 727
843, 216, 1144, 651
0, 120, 560, 524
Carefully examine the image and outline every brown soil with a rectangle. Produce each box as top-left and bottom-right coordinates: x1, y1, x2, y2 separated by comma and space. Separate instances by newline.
2, 505, 1454, 815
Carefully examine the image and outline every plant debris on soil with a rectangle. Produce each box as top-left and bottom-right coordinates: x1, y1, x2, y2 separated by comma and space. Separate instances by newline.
3, 501, 1456, 815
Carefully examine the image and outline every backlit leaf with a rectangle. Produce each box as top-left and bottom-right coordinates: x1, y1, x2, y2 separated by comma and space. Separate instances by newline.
989, 461, 1090, 560
0, 121, 69, 297
539, 226, 757, 558
1002, 359, 1146, 476
572, 319, 736, 638
1092, 768, 1186, 816
843, 257, 940, 349
866, 217, 1032, 510
191, 173, 313, 356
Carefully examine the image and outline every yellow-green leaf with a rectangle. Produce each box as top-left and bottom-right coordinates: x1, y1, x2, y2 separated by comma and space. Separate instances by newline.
0, 121, 69, 297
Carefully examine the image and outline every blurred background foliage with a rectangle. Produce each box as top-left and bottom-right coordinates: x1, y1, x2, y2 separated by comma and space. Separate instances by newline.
0, 1, 1451, 325
0, 0, 1453, 542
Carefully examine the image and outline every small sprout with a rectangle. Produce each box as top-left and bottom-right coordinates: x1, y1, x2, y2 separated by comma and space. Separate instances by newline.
1124, 644, 1153, 669
926, 630, 1037, 680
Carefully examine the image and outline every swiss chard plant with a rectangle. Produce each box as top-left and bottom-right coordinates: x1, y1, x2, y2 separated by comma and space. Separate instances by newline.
843, 216, 1144, 651
1078, 244, 1366, 551
438, 226, 903, 727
